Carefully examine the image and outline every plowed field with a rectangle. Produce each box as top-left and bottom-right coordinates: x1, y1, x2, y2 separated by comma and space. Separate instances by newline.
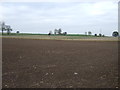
2, 38, 118, 88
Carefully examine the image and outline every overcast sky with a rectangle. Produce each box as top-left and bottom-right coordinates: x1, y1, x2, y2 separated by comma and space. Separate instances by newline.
0, 0, 119, 36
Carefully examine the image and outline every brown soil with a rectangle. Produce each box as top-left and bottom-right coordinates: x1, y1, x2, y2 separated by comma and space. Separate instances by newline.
2, 38, 118, 88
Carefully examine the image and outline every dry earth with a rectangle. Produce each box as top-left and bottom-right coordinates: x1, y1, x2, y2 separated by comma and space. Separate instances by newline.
2, 38, 119, 88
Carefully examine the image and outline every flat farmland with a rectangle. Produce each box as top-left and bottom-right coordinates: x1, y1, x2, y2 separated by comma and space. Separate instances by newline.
2, 38, 118, 88
2, 35, 118, 41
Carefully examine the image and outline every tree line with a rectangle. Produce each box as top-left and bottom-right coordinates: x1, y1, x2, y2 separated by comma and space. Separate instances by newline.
0, 22, 119, 37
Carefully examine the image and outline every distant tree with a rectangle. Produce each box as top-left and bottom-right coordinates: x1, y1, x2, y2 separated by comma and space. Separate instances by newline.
1, 22, 12, 35
48, 33, 51, 35
49, 30, 52, 34
102, 34, 105, 37
58, 28, 62, 35
1, 22, 5, 35
63, 32, 67, 35
85, 32, 87, 35
16, 31, 20, 34
94, 34, 97, 36
112, 31, 119, 37
99, 33, 102, 37
48, 30, 52, 35
88, 31, 92, 35
5, 25, 12, 35
54, 29, 58, 35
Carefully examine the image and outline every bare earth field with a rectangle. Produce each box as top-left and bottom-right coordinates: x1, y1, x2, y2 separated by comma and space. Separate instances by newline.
2, 38, 118, 88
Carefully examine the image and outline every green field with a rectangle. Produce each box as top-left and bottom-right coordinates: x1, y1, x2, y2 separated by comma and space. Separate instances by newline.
2, 33, 93, 36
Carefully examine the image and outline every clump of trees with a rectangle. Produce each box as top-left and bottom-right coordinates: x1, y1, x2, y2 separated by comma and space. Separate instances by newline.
0, 22, 12, 35
88, 31, 92, 35
84, 31, 92, 36
84, 31, 105, 37
48, 28, 67, 35
94, 31, 119, 37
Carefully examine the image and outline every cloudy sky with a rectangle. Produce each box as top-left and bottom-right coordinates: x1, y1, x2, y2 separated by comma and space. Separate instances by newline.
0, 0, 119, 36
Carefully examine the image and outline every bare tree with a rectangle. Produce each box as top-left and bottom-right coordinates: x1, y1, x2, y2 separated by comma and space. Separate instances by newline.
99, 33, 102, 37
85, 32, 87, 35
54, 29, 58, 35
5, 25, 12, 35
1, 22, 12, 35
1, 22, 5, 35
58, 28, 62, 35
